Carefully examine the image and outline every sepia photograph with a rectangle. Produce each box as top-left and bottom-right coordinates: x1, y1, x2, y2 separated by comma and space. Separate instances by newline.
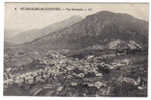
4, 2, 149, 97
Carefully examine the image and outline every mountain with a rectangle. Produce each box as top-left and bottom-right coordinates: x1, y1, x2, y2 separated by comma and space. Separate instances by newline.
15, 11, 148, 53
4, 41, 15, 47
10, 16, 83, 44
6, 11, 148, 60
4, 29, 21, 41
10, 29, 40, 44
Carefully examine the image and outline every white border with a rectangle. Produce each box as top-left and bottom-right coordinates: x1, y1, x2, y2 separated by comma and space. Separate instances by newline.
0, 0, 150, 100
1, 0, 151, 3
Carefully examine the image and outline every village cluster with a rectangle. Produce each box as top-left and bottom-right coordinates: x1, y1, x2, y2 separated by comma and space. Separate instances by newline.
4, 50, 146, 96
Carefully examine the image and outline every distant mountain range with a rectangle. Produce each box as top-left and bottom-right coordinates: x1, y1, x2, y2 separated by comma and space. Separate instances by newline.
4, 11, 148, 67
5, 11, 148, 57
4, 29, 21, 40
8, 16, 83, 44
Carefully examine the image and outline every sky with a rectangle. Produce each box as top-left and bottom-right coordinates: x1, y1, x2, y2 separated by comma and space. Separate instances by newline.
5, 2, 149, 33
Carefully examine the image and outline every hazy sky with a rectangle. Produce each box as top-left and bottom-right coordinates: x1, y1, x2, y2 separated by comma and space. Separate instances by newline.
5, 2, 149, 32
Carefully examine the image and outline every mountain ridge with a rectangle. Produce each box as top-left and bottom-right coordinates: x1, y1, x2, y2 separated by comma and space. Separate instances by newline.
7, 11, 148, 56
9, 16, 83, 44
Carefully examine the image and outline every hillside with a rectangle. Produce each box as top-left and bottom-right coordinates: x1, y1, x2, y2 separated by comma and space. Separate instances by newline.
9, 16, 82, 44
12, 11, 148, 53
